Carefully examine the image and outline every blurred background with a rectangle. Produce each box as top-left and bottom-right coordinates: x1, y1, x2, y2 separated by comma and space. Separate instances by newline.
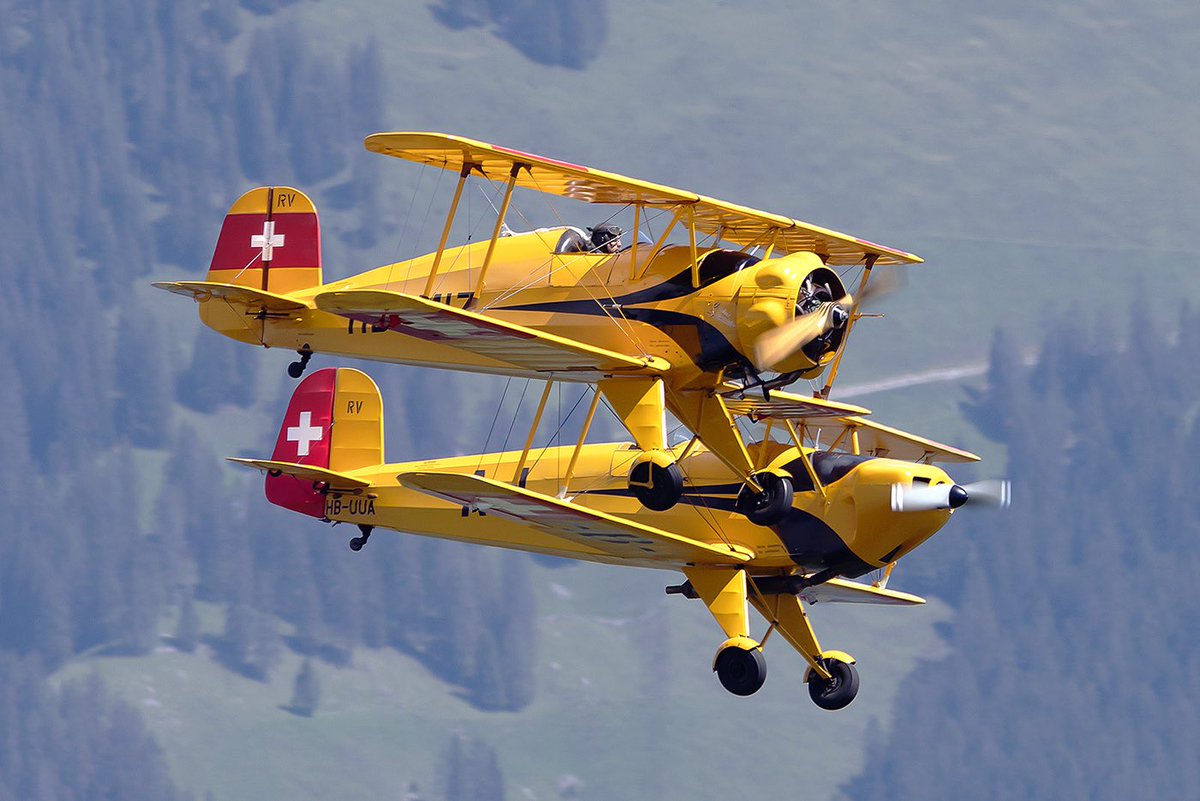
0, 1, 1197, 799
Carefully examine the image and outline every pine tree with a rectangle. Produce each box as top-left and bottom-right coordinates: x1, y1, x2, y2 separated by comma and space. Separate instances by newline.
437, 733, 506, 801
288, 659, 321, 717
222, 603, 282, 680
113, 306, 173, 447
175, 594, 200, 653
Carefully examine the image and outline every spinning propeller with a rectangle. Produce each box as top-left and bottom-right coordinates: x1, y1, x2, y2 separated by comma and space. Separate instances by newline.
890, 479, 1012, 513
751, 271, 898, 374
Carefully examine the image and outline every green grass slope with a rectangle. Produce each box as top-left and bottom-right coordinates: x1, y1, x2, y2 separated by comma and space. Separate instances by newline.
57, 558, 950, 801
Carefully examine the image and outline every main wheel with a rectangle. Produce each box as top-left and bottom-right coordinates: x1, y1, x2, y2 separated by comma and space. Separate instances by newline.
629, 460, 684, 511
736, 472, 793, 525
808, 658, 859, 710
714, 645, 767, 696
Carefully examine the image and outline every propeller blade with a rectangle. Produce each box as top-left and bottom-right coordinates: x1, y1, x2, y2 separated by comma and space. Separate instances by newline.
959, 479, 1012, 509
752, 302, 848, 371
891, 480, 1011, 513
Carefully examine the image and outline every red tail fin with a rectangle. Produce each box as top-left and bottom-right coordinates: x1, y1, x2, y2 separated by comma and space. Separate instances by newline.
266, 368, 336, 518
265, 367, 384, 518
208, 186, 322, 294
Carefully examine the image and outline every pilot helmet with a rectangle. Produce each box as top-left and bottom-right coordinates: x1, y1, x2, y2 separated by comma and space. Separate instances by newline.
587, 223, 623, 253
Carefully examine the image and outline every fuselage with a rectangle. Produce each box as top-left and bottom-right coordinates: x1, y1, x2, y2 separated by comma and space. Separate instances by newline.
321, 438, 956, 575
200, 229, 842, 389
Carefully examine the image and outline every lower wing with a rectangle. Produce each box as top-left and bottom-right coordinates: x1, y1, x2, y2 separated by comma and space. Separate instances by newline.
398, 471, 751, 566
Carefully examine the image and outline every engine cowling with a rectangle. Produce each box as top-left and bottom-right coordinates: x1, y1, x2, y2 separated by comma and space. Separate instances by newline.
734, 252, 848, 376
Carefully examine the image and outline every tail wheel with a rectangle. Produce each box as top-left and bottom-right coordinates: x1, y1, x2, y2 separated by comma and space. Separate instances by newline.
808, 658, 859, 710
629, 460, 684, 511
736, 472, 793, 526
714, 645, 767, 696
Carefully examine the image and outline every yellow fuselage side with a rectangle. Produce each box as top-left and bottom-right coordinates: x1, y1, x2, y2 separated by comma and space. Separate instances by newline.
200, 231, 812, 388
324, 439, 956, 574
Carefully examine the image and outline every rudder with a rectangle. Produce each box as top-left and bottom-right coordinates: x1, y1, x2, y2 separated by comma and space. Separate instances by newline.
266, 367, 384, 517
208, 186, 322, 294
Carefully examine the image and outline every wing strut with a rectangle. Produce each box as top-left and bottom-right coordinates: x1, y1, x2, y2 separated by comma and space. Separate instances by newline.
474, 162, 523, 302
816, 254, 877, 398
512, 380, 554, 485
424, 162, 473, 298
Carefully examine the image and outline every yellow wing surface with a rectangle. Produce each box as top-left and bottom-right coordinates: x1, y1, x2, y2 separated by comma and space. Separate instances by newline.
226, 458, 371, 490
723, 389, 870, 421
152, 281, 308, 314
397, 471, 752, 566
364, 133, 922, 267
797, 578, 926, 606
721, 389, 978, 464
314, 290, 668, 375
802, 416, 980, 464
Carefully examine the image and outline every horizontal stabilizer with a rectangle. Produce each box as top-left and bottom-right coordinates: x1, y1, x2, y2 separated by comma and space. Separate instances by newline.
315, 290, 667, 375
398, 471, 751, 566
797, 578, 925, 606
226, 458, 370, 490
153, 281, 307, 313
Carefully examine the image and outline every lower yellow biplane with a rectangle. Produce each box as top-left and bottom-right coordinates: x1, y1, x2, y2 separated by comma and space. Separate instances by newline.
232, 367, 1009, 709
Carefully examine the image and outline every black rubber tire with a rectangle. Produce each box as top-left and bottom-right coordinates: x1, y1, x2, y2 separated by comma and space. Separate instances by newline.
808, 658, 859, 710
714, 646, 767, 696
630, 461, 684, 511
287, 361, 305, 379
348, 538, 364, 552
736, 472, 794, 526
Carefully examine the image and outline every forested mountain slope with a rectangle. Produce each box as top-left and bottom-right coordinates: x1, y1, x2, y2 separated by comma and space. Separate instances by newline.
1, 0, 1198, 798
845, 311, 1200, 799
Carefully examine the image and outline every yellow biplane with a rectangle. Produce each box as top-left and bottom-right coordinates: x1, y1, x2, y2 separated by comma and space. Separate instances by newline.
157, 132, 927, 521
162, 134, 1010, 707
231, 367, 1006, 709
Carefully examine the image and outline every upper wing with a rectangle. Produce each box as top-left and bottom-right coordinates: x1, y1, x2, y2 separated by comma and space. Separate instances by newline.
398, 471, 752, 566
152, 281, 308, 314
723, 389, 871, 421
314, 289, 667, 375
364, 133, 922, 266
797, 577, 925, 606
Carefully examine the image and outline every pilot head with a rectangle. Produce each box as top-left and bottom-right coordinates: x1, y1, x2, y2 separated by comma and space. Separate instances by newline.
587, 223, 623, 254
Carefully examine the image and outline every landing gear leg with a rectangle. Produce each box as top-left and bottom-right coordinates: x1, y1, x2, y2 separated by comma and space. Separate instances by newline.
679, 567, 769, 696
349, 524, 373, 552
600, 378, 683, 511
747, 590, 860, 711
288, 347, 313, 379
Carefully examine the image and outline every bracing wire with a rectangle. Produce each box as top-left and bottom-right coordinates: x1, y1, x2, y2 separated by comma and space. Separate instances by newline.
476, 377, 514, 475
390, 163, 429, 288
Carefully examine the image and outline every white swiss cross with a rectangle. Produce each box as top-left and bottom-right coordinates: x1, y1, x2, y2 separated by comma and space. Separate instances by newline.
251, 220, 286, 261
286, 411, 323, 456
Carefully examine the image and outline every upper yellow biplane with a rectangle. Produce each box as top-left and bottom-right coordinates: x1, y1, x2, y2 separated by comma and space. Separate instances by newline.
158, 132, 925, 522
